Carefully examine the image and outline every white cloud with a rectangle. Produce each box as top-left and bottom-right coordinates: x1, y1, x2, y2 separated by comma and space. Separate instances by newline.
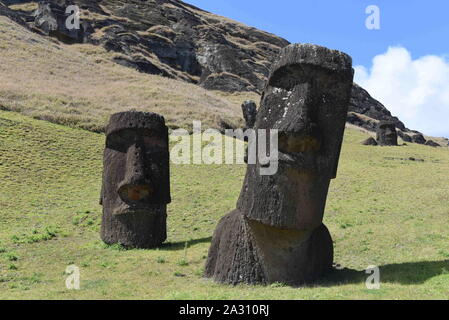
354, 46, 449, 137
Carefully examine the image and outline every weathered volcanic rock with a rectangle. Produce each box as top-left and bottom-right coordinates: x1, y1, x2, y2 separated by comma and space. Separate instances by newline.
0, 1, 30, 27
33, 1, 93, 43
1, 0, 422, 136
241, 100, 257, 129
412, 133, 426, 145
348, 84, 406, 131
362, 137, 378, 146
425, 140, 440, 147
398, 130, 412, 142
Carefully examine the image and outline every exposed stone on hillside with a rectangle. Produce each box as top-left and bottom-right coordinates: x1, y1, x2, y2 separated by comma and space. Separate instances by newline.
0, 1, 30, 27
412, 133, 426, 145
1, 0, 422, 136
361, 137, 377, 146
33, 1, 93, 43
425, 140, 440, 147
398, 130, 412, 143
348, 84, 406, 131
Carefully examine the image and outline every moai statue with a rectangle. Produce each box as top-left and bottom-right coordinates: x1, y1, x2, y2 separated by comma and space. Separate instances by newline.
376, 121, 398, 146
241, 100, 258, 129
205, 44, 354, 285
100, 111, 171, 248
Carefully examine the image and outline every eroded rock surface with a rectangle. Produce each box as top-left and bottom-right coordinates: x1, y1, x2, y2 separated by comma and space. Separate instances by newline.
205, 44, 354, 286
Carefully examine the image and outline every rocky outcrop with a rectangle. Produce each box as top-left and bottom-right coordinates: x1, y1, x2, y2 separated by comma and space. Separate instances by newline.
0, 1, 30, 27
412, 133, 426, 145
33, 1, 93, 43
1, 0, 423, 136
348, 84, 406, 131
425, 140, 440, 147
398, 130, 412, 143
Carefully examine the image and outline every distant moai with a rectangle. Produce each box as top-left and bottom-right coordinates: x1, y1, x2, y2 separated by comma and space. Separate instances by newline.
241, 100, 257, 129
100, 111, 171, 248
205, 44, 354, 285
376, 121, 398, 146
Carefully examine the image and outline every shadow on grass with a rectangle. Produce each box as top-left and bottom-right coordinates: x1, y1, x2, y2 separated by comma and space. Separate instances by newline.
319, 260, 449, 286
161, 237, 212, 251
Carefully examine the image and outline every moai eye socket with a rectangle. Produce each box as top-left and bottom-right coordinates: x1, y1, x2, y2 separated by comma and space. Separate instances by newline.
278, 132, 322, 154
106, 129, 138, 152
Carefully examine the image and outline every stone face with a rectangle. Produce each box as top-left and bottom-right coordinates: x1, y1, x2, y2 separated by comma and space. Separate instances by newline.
100, 111, 171, 248
362, 137, 378, 146
33, 1, 93, 44
205, 44, 354, 285
241, 100, 257, 129
376, 121, 398, 146
412, 133, 426, 145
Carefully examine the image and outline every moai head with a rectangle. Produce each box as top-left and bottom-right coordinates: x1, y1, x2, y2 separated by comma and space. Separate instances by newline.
100, 111, 171, 248
237, 44, 354, 230
376, 121, 398, 146
241, 100, 258, 129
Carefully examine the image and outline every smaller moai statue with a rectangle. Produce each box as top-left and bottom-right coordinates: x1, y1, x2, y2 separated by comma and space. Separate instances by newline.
241, 100, 257, 129
376, 121, 398, 146
100, 111, 171, 248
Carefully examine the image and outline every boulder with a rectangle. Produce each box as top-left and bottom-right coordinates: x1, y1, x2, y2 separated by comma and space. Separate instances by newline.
398, 130, 412, 142
411, 134, 426, 144
425, 140, 440, 147
362, 137, 378, 146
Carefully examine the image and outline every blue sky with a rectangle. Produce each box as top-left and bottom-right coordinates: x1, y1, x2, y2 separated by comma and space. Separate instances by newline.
184, 0, 449, 67
185, 0, 449, 137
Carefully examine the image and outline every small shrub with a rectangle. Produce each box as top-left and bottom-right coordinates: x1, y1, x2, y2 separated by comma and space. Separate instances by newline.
177, 259, 189, 267
156, 256, 166, 264
6, 252, 18, 261
173, 271, 186, 277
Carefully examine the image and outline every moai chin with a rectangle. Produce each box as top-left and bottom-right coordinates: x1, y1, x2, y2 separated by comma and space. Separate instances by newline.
376, 121, 398, 146
205, 44, 354, 285
100, 111, 171, 248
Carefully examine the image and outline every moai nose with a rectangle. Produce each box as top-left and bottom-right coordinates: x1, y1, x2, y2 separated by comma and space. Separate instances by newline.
117, 142, 154, 203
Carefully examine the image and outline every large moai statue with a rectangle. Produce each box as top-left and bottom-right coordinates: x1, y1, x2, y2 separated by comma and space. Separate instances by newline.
205, 44, 354, 285
241, 100, 258, 129
100, 111, 171, 248
376, 121, 398, 146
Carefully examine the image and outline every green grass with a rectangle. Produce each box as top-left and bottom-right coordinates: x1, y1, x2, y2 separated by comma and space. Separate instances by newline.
0, 110, 448, 299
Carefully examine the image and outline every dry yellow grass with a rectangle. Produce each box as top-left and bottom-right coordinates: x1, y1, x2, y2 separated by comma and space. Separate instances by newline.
0, 16, 256, 132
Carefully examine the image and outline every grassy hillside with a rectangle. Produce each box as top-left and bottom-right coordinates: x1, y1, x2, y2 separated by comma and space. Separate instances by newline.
0, 16, 258, 132
0, 110, 448, 299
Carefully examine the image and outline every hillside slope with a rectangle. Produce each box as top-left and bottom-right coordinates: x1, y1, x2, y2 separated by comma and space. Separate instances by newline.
1, 110, 448, 299
1, 0, 423, 137
0, 14, 258, 131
